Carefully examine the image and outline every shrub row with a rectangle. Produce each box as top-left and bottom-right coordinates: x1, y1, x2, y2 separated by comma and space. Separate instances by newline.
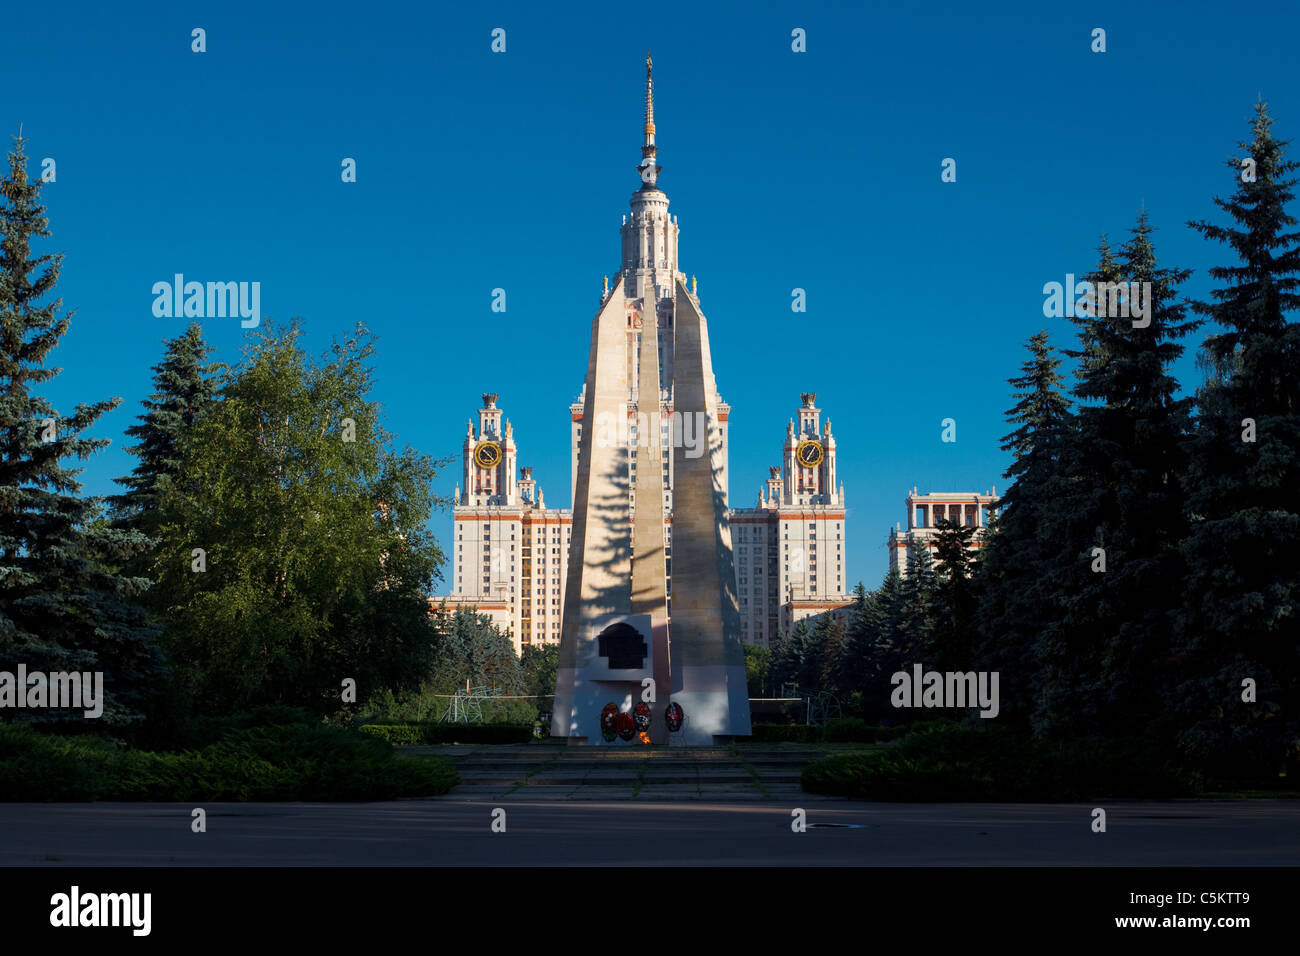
359, 722, 534, 745
745, 719, 905, 744
0, 721, 459, 801
801, 722, 1203, 801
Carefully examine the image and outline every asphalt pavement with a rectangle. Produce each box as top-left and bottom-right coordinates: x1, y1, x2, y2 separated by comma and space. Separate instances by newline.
1, 799, 1296, 866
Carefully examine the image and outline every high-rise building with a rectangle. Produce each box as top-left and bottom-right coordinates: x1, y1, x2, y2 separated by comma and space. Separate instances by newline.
440, 58, 849, 655
444, 391, 848, 654
440, 393, 573, 647
730, 392, 849, 645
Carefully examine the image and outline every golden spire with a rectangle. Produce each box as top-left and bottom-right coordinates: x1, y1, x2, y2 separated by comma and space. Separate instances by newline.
644, 51, 655, 146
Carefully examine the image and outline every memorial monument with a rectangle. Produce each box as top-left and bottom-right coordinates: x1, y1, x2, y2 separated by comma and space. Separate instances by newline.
551, 55, 751, 745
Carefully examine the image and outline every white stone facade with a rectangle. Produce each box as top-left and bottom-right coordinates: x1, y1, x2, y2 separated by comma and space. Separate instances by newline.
441, 58, 849, 656
444, 393, 573, 652
887, 486, 999, 576
443, 391, 848, 654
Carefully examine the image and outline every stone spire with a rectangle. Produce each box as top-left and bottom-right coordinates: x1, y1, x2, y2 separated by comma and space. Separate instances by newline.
640, 52, 659, 187
622, 54, 677, 304
644, 53, 656, 142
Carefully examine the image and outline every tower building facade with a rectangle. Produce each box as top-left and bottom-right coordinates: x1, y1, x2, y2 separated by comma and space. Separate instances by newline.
441, 59, 850, 662
730, 392, 849, 645
442, 393, 573, 646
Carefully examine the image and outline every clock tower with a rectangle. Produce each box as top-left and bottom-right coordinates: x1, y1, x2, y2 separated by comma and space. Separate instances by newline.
783, 392, 839, 507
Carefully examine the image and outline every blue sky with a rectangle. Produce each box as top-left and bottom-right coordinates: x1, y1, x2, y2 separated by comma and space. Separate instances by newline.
3, 0, 1297, 589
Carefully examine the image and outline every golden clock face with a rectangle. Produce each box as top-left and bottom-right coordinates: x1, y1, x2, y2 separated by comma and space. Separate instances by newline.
474, 441, 502, 469
796, 439, 824, 468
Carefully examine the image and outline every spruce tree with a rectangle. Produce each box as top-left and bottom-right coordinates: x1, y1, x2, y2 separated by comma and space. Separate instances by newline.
1038, 217, 1197, 739
931, 517, 979, 673
1099, 214, 1196, 736
810, 612, 842, 693
0, 134, 164, 726
1028, 241, 1126, 735
429, 605, 523, 695
974, 330, 1072, 726
110, 322, 221, 546
839, 568, 909, 722
898, 533, 937, 664
1179, 101, 1300, 774
833, 581, 879, 701
771, 619, 812, 694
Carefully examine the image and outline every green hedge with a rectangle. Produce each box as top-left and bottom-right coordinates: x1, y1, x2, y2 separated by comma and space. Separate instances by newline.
0, 721, 459, 801
744, 721, 903, 743
360, 723, 534, 745
359, 724, 425, 746
822, 718, 906, 743
747, 724, 821, 743
801, 723, 1202, 801
170, 705, 320, 750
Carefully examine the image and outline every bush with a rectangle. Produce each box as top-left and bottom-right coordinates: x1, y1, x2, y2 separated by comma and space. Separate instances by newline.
822, 718, 905, 743
0, 720, 459, 801
744, 721, 902, 743
361, 685, 539, 727
360, 722, 533, 745
168, 706, 320, 751
748, 724, 820, 743
801, 723, 1202, 801
358, 724, 426, 746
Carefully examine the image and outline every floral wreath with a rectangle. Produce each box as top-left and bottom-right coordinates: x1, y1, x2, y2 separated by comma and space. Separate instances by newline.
633, 701, 651, 731
614, 711, 636, 740
665, 702, 684, 732
600, 702, 619, 734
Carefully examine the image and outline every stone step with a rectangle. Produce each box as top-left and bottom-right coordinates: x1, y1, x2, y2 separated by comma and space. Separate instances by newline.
420, 741, 829, 803
451, 759, 776, 772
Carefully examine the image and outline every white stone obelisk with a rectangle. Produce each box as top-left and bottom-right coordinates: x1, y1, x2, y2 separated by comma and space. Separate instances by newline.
551, 53, 750, 744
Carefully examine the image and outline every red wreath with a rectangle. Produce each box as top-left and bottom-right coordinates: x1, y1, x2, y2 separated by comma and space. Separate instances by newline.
614, 711, 636, 740
633, 702, 651, 732
600, 702, 619, 733
665, 702, 684, 732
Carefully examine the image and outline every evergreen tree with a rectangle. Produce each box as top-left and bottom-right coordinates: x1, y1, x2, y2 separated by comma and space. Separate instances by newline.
743, 641, 773, 698
110, 322, 221, 546
429, 605, 523, 695
974, 330, 1073, 726
520, 643, 559, 703
835, 568, 911, 722
770, 619, 812, 694
1037, 217, 1197, 739
897, 533, 937, 663
833, 582, 879, 700
0, 133, 164, 726
1179, 101, 1300, 774
810, 612, 843, 693
930, 517, 979, 673
1029, 241, 1127, 735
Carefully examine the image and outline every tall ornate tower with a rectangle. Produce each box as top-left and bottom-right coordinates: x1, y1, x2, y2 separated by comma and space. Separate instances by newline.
553, 55, 750, 745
